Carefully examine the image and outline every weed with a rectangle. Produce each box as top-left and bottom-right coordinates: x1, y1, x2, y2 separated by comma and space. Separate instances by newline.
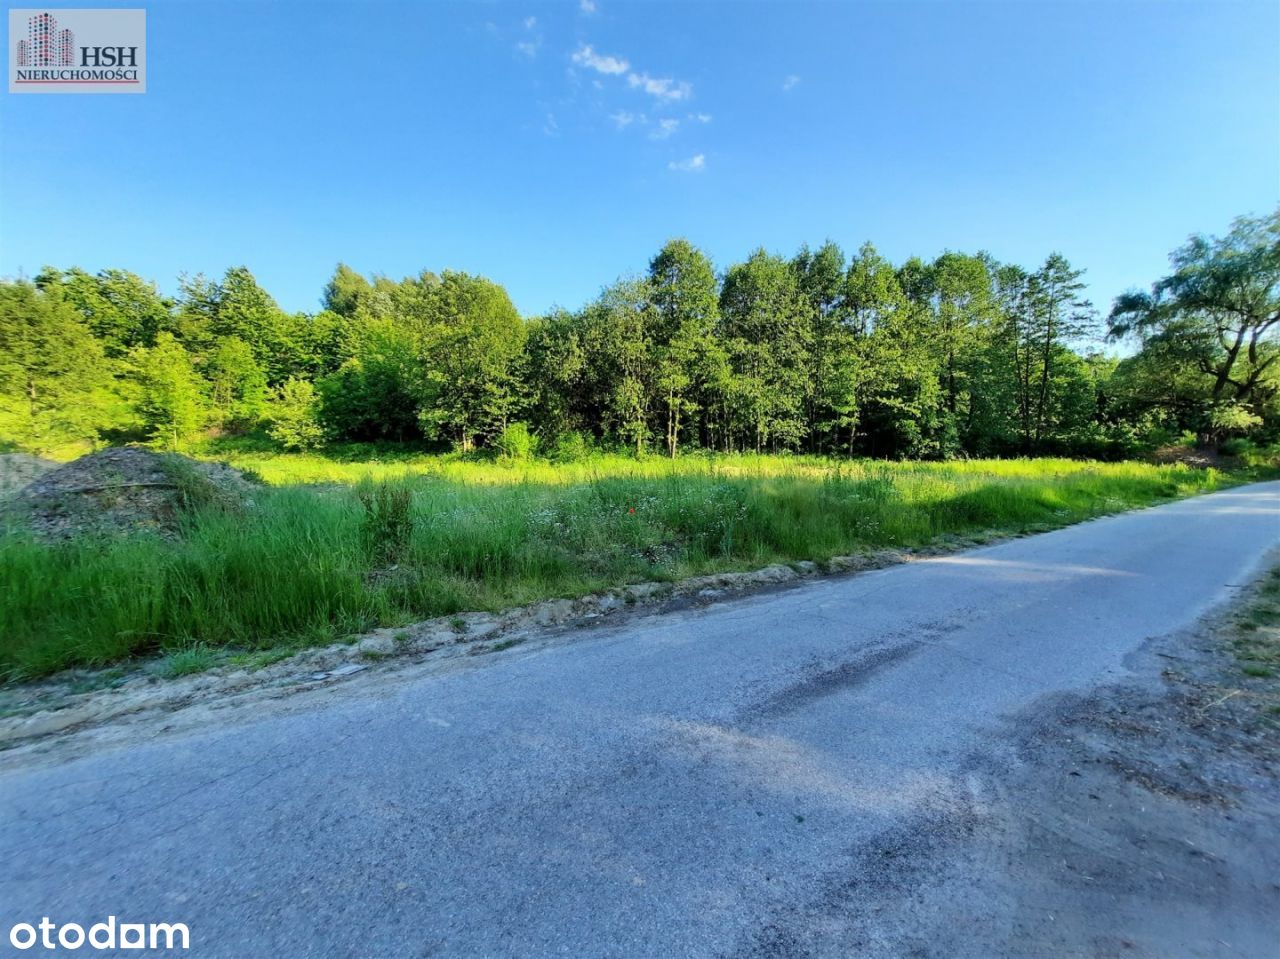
154, 644, 217, 679
357, 482, 414, 566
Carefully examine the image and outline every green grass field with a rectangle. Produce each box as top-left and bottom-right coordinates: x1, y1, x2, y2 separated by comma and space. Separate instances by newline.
0, 450, 1230, 681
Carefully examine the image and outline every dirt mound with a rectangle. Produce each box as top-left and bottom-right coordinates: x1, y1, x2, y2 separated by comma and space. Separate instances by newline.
0, 453, 59, 499
8, 447, 256, 541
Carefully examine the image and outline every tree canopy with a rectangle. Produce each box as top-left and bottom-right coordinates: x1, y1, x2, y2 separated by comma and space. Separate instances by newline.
3, 210, 1277, 458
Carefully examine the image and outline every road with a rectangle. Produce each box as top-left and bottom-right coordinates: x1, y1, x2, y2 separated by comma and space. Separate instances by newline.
2, 482, 1279, 957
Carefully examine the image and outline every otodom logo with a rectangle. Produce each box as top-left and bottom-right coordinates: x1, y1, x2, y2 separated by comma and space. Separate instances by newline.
8, 8, 145, 93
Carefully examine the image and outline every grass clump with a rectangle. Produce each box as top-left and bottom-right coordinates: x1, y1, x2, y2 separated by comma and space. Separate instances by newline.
1230, 567, 1280, 704
154, 643, 218, 679
0, 453, 1232, 682
357, 482, 414, 566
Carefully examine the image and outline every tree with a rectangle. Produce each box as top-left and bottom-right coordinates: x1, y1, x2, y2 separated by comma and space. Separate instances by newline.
1028, 254, 1095, 447
36, 267, 172, 357
648, 239, 723, 456
322, 263, 374, 318
595, 279, 654, 454
792, 240, 849, 452
0, 280, 126, 451
992, 264, 1038, 451
268, 378, 325, 450
1110, 209, 1280, 431
412, 272, 526, 452
317, 320, 421, 442
929, 252, 996, 432
207, 336, 268, 428
522, 310, 587, 441
719, 250, 813, 451
131, 332, 208, 450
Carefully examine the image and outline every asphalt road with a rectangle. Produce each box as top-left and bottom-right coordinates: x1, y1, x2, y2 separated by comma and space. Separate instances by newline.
3, 482, 1279, 958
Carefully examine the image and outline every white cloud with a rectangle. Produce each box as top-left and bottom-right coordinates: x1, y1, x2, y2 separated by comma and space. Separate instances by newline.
668, 153, 705, 173
782, 74, 801, 92
579, 0, 597, 13
543, 113, 559, 136
571, 44, 630, 75
610, 110, 638, 129
628, 72, 692, 102
515, 17, 540, 57
650, 117, 680, 139
690, 112, 712, 123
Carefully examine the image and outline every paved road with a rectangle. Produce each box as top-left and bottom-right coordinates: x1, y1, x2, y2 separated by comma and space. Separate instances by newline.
3, 482, 1278, 957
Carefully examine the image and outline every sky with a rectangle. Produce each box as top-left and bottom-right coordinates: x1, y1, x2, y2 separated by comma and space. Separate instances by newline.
1, 0, 1277, 321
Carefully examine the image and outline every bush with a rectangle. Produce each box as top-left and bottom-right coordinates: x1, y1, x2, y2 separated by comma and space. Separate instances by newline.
1219, 437, 1254, 458
268, 379, 325, 451
548, 430, 592, 463
496, 422, 538, 461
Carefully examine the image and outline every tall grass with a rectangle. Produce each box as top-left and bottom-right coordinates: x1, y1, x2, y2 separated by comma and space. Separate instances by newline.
0, 454, 1224, 681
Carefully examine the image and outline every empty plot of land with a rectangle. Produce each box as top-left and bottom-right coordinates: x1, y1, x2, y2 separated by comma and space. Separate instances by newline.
1, 482, 1277, 957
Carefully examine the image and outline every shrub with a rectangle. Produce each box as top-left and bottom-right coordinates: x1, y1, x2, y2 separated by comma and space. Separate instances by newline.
268, 379, 325, 451
496, 422, 538, 461
549, 430, 591, 462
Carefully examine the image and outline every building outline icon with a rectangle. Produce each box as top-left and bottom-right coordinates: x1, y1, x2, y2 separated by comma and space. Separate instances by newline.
16, 12, 75, 68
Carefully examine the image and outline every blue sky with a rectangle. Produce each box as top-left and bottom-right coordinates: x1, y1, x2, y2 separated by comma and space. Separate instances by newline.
1, 0, 1277, 320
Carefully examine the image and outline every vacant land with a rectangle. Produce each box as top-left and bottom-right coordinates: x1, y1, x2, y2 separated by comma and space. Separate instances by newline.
0, 449, 1229, 681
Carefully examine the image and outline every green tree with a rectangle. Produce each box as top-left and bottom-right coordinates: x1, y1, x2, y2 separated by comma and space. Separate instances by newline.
207, 336, 268, 428
131, 332, 208, 450
648, 239, 724, 456
719, 250, 813, 451
268, 378, 325, 450
413, 272, 527, 452
0, 280, 127, 451
317, 320, 421, 442
1028, 254, 1095, 448
522, 311, 587, 441
594, 280, 654, 454
792, 240, 849, 452
37, 267, 172, 357
1110, 209, 1280, 435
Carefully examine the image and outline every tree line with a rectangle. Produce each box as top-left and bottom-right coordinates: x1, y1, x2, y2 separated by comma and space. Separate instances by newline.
2, 210, 1276, 460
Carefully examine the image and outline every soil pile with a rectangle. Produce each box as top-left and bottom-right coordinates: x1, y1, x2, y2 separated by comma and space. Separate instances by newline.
0, 453, 59, 499
7, 447, 255, 541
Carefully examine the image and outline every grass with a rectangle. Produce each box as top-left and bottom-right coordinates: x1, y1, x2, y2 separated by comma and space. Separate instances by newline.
1230, 566, 1280, 705
153, 644, 219, 679
0, 450, 1234, 682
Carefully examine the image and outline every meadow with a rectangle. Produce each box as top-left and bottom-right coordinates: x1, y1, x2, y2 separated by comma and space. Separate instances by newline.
0, 449, 1229, 681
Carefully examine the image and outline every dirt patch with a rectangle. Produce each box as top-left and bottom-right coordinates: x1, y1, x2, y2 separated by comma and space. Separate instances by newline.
0, 452, 59, 499
4, 446, 256, 541
1149, 444, 1231, 470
